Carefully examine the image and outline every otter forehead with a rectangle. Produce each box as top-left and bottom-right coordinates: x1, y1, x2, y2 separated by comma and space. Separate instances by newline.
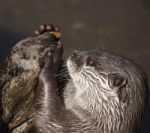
67, 50, 133, 74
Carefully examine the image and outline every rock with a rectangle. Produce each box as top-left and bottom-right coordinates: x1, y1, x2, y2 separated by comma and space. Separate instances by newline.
0, 32, 61, 132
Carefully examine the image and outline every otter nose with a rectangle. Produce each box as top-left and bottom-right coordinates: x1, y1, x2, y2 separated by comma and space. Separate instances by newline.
70, 51, 80, 59
70, 51, 82, 66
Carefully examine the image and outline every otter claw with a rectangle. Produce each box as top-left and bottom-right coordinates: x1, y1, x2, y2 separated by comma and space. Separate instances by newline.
35, 24, 59, 34
34, 30, 40, 35
40, 25, 46, 31
34, 24, 61, 40
46, 24, 54, 31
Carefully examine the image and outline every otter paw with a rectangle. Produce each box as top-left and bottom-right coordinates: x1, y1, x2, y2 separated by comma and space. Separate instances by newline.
44, 42, 63, 73
53, 41, 63, 64
34, 24, 60, 35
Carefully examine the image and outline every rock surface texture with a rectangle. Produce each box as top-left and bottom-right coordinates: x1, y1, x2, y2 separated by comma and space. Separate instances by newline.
0, 29, 61, 132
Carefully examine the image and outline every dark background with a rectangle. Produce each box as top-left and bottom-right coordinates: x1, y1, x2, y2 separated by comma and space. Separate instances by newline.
0, 0, 150, 132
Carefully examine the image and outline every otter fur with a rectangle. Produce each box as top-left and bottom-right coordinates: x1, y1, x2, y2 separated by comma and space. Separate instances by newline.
33, 45, 148, 133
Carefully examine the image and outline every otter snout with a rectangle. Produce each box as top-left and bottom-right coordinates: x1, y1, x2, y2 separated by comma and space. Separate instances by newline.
68, 51, 96, 70
69, 51, 83, 68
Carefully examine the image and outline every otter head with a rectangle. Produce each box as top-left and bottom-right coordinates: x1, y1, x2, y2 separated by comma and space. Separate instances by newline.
67, 49, 147, 131
67, 50, 129, 101
67, 49, 147, 113
67, 50, 147, 132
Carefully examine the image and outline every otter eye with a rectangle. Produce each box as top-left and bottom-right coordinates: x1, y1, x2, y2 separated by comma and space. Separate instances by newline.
86, 56, 94, 66
108, 73, 127, 89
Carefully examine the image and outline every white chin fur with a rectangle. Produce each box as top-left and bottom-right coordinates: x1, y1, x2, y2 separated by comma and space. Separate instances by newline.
67, 58, 76, 78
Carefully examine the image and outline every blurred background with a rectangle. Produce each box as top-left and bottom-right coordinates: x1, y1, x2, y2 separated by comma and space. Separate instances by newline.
0, 0, 150, 132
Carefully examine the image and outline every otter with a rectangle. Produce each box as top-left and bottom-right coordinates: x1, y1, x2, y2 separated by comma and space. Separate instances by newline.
33, 25, 148, 133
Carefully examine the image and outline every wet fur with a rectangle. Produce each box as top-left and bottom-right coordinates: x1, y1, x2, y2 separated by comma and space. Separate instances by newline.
33, 49, 148, 133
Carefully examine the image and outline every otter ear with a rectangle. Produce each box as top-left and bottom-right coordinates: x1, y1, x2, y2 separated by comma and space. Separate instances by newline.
108, 73, 127, 89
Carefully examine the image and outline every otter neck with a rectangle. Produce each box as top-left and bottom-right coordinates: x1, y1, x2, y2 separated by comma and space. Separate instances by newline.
75, 84, 125, 132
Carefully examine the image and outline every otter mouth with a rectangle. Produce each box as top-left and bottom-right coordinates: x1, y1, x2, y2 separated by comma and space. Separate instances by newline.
67, 51, 83, 74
